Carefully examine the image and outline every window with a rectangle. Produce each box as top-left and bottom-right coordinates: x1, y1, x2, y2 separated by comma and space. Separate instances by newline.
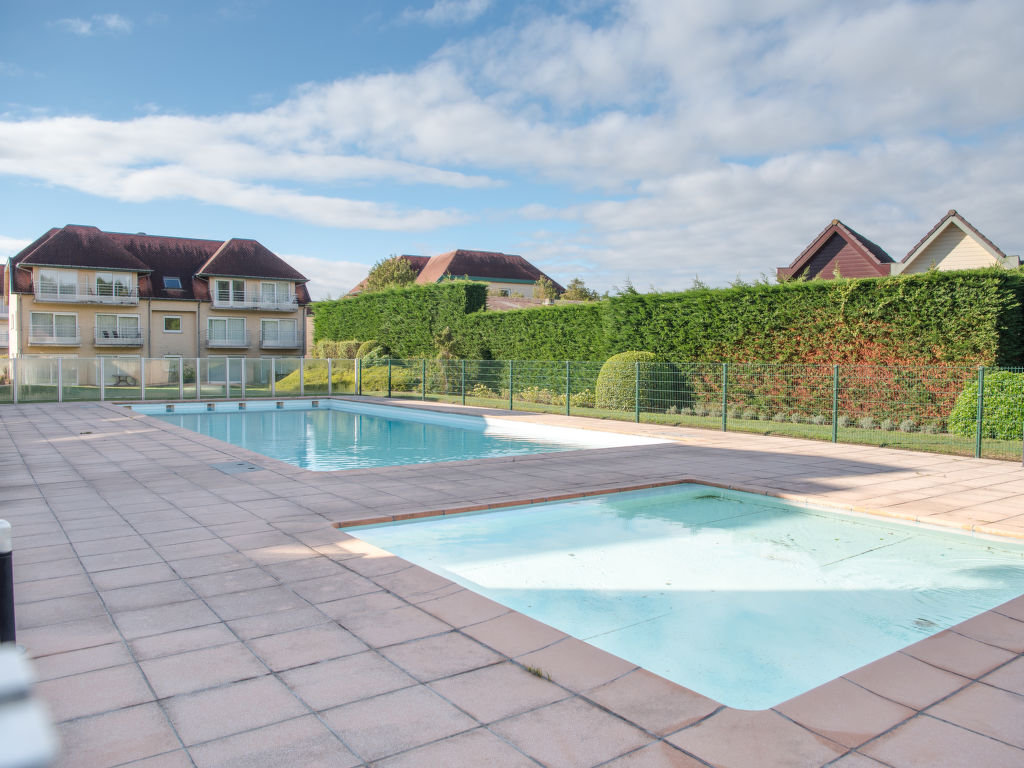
30, 311, 77, 341
163, 316, 182, 333
260, 318, 297, 345
208, 317, 245, 342
38, 269, 77, 297
163, 276, 182, 290
215, 279, 245, 303
95, 272, 132, 297
96, 314, 140, 340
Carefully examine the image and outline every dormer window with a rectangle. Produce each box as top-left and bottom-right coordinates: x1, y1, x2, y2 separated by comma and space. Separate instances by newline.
163, 277, 183, 290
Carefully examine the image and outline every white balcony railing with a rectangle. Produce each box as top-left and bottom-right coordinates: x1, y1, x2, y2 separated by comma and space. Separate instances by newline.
259, 331, 301, 349
204, 330, 251, 348
34, 280, 139, 305
94, 328, 144, 346
211, 293, 298, 312
0, 329, 7, 347
0, 303, 8, 318
28, 327, 81, 346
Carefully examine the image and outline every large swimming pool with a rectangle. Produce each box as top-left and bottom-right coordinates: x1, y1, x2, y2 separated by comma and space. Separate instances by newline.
347, 483, 1024, 709
131, 399, 668, 471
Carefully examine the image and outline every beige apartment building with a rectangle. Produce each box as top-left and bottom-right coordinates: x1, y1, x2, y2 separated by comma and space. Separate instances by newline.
4, 225, 309, 382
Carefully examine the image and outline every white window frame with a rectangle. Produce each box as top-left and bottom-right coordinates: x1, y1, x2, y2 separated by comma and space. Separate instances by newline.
208, 316, 245, 344
38, 268, 77, 298
30, 311, 78, 342
95, 271, 133, 297
214, 279, 245, 304
96, 313, 140, 338
260, 317, 297, 345
163, 315, 182, 333
163, 276, 183, 290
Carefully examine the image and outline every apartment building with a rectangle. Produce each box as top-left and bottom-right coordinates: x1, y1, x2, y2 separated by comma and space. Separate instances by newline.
4, 225, 310, 377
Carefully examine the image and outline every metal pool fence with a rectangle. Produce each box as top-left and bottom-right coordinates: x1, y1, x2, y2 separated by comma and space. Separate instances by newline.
0, 357, 1021, 462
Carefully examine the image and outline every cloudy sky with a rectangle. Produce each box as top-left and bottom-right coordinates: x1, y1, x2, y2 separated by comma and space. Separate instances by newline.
1, 0, 1022, 298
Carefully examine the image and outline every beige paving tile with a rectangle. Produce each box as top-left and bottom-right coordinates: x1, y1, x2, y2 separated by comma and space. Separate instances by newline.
601, 741, 708, 768
775, 677, 915, 748
187, 714, 360, 768
280, 650, 416, 711
89, 562, 179, 591
18, 615, 122, 657
417, 587, 510, 627
374, 727, 538, 768
665, 708, 847, 768
462, 611, 567, 657
116, 750, 195, 768
162, 676, 308, 746
379, 631, 503, 682
15, 574, 95, 604
247, 622, 367, 671
287, 571, 379, 603
842, 651, 971, 710
16, 592, 108, 629
226, 605, 331, 640
185, 567, 279, 598
951, 612, 1024, 653
902, 629, 1016, 678
341, 603, 450, 647
317, 590, 406, 621
31, 642, 134, 682
321, 685, 477, 762
862, 714, 1024, 768
167, 552, 255, 578
430, 662, 568, 723
981, 656, 1024, 695
204, 584, 312, 621
926, 682, 1024, 748
113, 599, 220, 640
263, 556, 347, 583
516, 636, 637, 693
99, 580, 198, 613
36, 663, 155, 721
586, 669, 720, 736
491, 696, 650, 768
140, 642, 269, 698
129, 623, 238, 661
55, 703, 181, 768
826, 752, 899, 767
995, 595, 1024, 622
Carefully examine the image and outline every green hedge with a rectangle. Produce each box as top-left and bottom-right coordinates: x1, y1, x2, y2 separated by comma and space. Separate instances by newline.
460, 302, 606, 360
948, 369, 1024, 440
595, 351, 690, 411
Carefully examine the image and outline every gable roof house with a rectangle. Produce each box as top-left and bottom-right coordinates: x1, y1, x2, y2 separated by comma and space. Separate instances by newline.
348, 249, 564, 299
891, 210, 1020, 275
777, 220, 894, 282
6, 225, 310, 363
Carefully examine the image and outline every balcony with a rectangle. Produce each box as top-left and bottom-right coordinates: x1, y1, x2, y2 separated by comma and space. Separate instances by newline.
259, 331, 302, 349
204, 330, 251, 349
0, 303, 8, 318
34, 280, 139, 305
94, 328, 144, 347
28, 328, 80, 346
211, 292, 298, 312
0, 329, 7, 347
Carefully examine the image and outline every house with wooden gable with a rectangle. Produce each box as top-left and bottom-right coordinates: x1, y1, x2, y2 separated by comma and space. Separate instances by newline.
348, 249, 564, 298
891, 210, 1020, 275
777, 220, 894, 282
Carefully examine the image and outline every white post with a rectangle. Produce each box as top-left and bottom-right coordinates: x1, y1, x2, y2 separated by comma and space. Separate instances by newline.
140, 358, 146, 401
178, 359, 184, 399
224, 358, 231, 399
299, 358, 305, 397
57, 359, 63, 403
240, 358, 246, 399
196, 358, 202, 400
271, 358, 276, 397
327, 359, 332, 396
99, 358, 105, 402
11, 358, 17, 404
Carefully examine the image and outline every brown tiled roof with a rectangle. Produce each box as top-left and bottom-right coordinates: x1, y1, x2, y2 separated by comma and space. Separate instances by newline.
901, 209, 1010, 263
10, 225, 309, 302
417, 249, 565, 293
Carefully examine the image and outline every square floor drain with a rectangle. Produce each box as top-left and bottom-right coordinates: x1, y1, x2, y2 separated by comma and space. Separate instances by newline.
211, 461, 262, 475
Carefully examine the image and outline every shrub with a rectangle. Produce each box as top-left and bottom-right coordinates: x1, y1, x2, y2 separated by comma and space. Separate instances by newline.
921, 422, 941, 434
947, 369, 1024, 440
312, 339, 361, 359
742, 408, 759, 420
771, 411, 788, 422
899, 419, 917, 433
857, 416, 875, 430
837, 415, 850, 428
790, 413, 804, 424
595, 351, 689, 411
356, 340, 387, 358
880, 419, 897, 431
811, 414, 827, 425
666, 405, 679, 415
692, 402, 709, 417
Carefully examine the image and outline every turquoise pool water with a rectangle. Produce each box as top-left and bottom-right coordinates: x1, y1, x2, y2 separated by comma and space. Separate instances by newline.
348, 484, 1024, 709
133, 400, 664, 471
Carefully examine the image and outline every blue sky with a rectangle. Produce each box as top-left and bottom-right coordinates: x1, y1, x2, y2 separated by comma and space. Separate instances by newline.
2, 0, 1022, 299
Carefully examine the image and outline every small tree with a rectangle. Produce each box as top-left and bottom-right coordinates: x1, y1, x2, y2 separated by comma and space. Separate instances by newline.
364, 256, 417, 292
534, 275, 560, 301
561, 277, 599, 301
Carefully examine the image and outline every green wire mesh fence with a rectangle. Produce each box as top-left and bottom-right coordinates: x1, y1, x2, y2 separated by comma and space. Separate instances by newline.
1, 357, 1021, 461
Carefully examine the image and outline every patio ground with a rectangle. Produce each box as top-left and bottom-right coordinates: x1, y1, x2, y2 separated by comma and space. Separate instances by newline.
4, 398, 1023, 768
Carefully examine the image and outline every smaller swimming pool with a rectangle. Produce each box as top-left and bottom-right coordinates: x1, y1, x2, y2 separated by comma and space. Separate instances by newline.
130, 399, 668, 471
347, 484, 1024, 709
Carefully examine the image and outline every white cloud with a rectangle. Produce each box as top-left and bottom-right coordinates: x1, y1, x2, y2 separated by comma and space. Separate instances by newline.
0, 235, 31, 258
54, 14, 133, 36
402, 0, 491, 26
282, 254, 369, 300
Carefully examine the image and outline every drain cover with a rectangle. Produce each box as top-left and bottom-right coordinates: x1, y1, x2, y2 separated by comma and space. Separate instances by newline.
211, 461, 262, 475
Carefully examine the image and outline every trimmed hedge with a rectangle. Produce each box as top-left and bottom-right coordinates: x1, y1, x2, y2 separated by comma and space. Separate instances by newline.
461, 303, 606, 360
595, 351, 690, 411
948, 369, 1024, 440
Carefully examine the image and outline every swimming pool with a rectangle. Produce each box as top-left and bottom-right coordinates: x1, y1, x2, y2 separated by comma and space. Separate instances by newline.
347, 483, 1024, 709
131, 399, 669, 471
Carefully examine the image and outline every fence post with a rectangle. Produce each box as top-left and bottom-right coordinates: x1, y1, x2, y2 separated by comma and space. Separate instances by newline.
270, 358, 276, 398
975, 365, 985, 459
721, 362, 728, 431
634, 361, 640, 423
299, 358, 305, 397
421, 360, 426, 400
356, 358, 362, 396
57, 359, 63, 403
461, 360, 466, 405
832, 364, 839, 443
224, 358, 230, 398
99, 357, 106, 402
565, 360, 571, 417
240, 358, 246, 400
508, 360, 514, 410
0, 520, 14, 644
196, 358, 202, 400
388, 359, 393, 398
10, 358, 17, 404
177, 358, 184, 400
327, 359, 332, 396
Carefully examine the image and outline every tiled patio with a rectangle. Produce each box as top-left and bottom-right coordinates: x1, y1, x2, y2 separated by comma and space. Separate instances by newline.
3, 398, 1023, 768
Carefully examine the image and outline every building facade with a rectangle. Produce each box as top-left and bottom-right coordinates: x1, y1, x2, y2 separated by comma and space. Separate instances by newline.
4, 226, 310, 378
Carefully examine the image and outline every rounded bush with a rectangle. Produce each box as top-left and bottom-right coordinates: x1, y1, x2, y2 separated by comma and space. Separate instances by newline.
947, 369, 1024, 440
595, 351, 689, 411
880, 419, 897, 432
899, 419, 917, 433
356, 339, 389, 358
